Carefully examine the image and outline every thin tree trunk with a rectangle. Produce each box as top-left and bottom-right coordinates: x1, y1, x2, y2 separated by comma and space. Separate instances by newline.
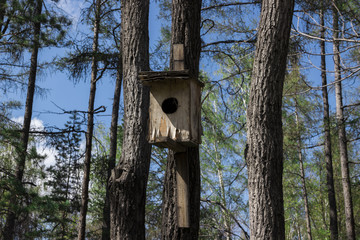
2, 1, 42, 239
0, 0, 6, 32
332, 3, 356, 240
320, 6, 338, 240
295, 106, 312, 240
215, 150, 231, 240
210, 125, 231, 240
102, 50, 122, 240
109, 0, 151, 238
77, 0, 101, 239
161, 0, 202, 239
245, 0, 294, 239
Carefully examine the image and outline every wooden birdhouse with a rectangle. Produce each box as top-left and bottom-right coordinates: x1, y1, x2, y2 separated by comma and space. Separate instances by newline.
139, 44, 203, 152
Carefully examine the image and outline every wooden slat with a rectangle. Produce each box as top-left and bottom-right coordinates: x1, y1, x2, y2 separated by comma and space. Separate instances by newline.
151, 137, 186, 152
175, 152, 190, 228
139, 70, 190, 79
173, 44, 185, 71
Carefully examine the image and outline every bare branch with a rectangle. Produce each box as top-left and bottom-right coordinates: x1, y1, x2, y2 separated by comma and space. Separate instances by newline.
202, 2, 260, 11
202, 39, 256, 48
201, 198, 250, 239
343, 102, 360, 109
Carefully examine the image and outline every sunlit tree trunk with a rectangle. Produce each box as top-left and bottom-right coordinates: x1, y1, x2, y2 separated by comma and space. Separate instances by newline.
245, 0, 294, 238
215, 150, 232, 240
295, 105, 312, 240
209, 123, 232, 240
332, 3, 355, 240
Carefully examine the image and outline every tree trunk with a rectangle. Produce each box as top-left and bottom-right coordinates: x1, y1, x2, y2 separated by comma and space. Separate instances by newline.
161, 149, 201, 240
109, 0, 151, 238
320, 6, 338, 240
295, 106, 312, 240
2, 0, 42, 239
161, 0, 202, 239
332, 4, 356, 240
0, 0, 6, 33
77, 0, 101, 239
245, 0, 294, 239
215, 150, 231, 240
102, 50, 122, 240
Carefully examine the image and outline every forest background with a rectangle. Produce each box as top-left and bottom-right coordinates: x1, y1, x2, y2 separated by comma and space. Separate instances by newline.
0, 0, 359, 239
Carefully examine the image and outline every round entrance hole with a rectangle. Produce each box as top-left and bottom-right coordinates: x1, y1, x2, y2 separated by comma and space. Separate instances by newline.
161, 97, 178, 114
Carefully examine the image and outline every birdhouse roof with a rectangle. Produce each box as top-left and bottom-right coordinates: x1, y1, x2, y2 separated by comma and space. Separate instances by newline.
139, 70, 204, 87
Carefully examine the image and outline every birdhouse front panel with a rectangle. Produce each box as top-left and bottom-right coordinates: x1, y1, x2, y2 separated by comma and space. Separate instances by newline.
140, 71, 203, 151
148, 79, 191, 144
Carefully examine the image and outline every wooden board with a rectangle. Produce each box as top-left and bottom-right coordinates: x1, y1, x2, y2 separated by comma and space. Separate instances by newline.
173, 44, 185, 71
175, 152, 190, 227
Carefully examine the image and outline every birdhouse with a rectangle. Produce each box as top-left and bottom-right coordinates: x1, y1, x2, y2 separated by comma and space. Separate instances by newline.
139, 45, 203, 152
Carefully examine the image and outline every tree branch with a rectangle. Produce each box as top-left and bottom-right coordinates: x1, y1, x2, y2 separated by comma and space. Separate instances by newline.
202, 2, 260, 11
201, 198, 250, 239
202, 39, 256, 48
342, 102, 360, 109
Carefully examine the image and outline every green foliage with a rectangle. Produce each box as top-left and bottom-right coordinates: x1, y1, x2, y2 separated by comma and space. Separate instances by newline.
1, 0, 360, 239
44, 113, 83, 239
0, 134, 48, 238
199, 65, 250, 238
57, 0, 121, 83
0, 0, 71, 99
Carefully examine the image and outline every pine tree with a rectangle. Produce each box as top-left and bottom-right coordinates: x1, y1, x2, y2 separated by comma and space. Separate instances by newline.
2, 1, 69, 237
45, 113, 83, 239
245, 0, 294, 238
109, 0, 151, 238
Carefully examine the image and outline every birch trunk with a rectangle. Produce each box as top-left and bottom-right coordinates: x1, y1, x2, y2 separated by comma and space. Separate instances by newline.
295, 106, 312, 240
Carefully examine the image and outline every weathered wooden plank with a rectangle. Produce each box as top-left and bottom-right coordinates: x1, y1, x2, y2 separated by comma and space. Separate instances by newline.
173, 44, 185, 71
173, 44, 184, 61
151, 137, 186, 152
175, 152, 190, 228
139, 70, 189, 79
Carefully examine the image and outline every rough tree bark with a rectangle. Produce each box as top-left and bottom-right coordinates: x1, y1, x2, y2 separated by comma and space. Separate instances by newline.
332, 3, 356, 240
161, 0, 202, 239
245, 0, 294, 239
109, 0, 151, 239
2, 0, 42, 239
320, 6, 338, 240
77, 0, 101, 239
102, 49, 122, 240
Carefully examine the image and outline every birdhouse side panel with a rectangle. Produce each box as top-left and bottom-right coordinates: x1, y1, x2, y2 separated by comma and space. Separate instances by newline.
148, 80, 192, 144
189, 79, 202, 145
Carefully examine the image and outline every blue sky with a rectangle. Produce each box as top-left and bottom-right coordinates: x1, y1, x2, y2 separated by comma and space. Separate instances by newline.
5, 0, 162, 131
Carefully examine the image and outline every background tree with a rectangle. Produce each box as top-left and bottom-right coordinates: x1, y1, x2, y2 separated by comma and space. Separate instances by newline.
320, 4, 339, 238
2, 0, 69, 238
45, 113, 83, 239
77, 0, 102, 238
332, 2, 356, 239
